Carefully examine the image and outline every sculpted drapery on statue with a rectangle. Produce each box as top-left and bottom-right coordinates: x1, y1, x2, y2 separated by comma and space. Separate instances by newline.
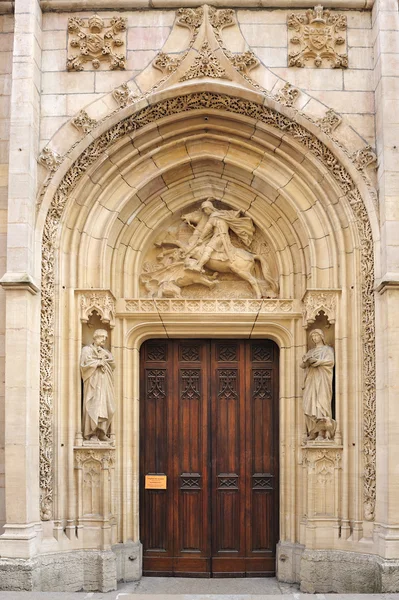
81, 329, 116, 441
140, 198, 279, 299
301, 329, 336, 441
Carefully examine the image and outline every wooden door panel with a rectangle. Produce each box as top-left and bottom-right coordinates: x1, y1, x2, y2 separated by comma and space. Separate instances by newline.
140, 338, 279, 577
174, 341, 210, 574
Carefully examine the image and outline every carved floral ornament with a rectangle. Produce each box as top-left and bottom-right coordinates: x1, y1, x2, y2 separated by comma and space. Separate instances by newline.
38, 91, 376, 524
288, 5, 348, 68
67, 14, 127, 71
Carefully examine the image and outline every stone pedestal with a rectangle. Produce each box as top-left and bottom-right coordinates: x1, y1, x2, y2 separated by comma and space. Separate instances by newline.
74, 444, 117, 550
301, 444, 342, 549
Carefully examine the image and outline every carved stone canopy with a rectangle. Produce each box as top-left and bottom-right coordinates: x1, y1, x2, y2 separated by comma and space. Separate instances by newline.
139, 200, 279, 300
302, 289, 340, 327
78, 289, 116, 328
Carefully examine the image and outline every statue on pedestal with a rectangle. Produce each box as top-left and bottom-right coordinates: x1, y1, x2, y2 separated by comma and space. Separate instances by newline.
80, 329, 116, 441
301, 328, 336, 441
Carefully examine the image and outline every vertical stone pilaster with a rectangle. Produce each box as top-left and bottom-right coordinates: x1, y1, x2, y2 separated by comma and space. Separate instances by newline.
0, 0, 43, 557
373, 0, 399, 560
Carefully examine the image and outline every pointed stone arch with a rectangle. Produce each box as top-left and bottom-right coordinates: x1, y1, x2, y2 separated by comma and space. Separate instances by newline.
36, 86, 378, 570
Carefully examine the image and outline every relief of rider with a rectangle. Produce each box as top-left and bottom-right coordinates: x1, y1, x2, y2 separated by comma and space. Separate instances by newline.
184, 199, 255, 272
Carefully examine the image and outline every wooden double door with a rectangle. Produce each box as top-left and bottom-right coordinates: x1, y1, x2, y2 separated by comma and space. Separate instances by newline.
140, 339, 279, 577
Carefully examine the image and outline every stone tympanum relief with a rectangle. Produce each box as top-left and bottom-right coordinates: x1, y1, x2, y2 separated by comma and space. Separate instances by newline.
140, 199, 279, 299
80, 329, 116, 441
301, 328, 336, 441
287, 5, 348, 68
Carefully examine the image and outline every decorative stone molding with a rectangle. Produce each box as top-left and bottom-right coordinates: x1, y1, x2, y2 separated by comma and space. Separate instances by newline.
302, 289, 339, 327
224, 50, 259, 74
123, 298, 294, 314
78, 290, 116, 328
288, 5, 348, 68
302, 446, 342, 520
67, 14, 127, 71
39, 91, 376, 523
112, 82, 138, 108
153, 51, 185, 75
317, 108, 342, 134
0, 272, 40, 295
274, 83, 300, 107
180, 41, 228, 81
72, 110, 97, 134
351, 145, 378, 171
38, 147, 62, 172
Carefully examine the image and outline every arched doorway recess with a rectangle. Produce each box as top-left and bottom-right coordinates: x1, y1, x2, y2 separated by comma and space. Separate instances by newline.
36, 86, 378, 590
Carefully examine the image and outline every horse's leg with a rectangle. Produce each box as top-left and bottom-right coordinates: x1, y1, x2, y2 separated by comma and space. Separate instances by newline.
230, 261, 262, 298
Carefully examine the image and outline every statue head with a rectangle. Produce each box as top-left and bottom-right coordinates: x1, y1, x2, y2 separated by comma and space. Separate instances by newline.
93, 329, 108, 347
201, 199, 215, 215
309, 328, 325, 346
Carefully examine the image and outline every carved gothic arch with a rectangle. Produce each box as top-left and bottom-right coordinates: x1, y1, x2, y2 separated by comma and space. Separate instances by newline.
35, 84, 378, 551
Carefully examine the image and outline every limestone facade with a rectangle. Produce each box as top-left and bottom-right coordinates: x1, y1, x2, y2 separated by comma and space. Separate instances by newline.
0, 0, 397, 592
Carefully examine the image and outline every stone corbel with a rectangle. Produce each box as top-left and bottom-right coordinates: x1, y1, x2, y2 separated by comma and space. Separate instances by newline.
302, 289, 340, 328
77, 289, 116, 328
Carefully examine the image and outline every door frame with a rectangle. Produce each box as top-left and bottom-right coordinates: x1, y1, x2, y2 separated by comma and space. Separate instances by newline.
124, 315, 298, 576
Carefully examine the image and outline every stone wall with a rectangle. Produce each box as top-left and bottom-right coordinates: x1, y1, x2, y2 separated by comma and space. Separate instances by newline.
0, 0, 398, 593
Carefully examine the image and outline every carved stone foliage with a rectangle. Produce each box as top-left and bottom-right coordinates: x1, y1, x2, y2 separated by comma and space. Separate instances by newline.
317, 108, 342, 134
224, 50, 259, 74
351, 145, 378, 171
288, 5, 348, 68
208, 6, 235, 31
140, 199, 279, 299
180, 42, 228, 81
112, 82, 139, 108
38, 147, 62, 172
153, 52, 185, 75
72, 110, 97, 134
176, 6, 204, 35
302, 290, 338, 327
67, 14, 127, 71
274, 83, 300, 107
79, 290, 116, 327
39, 91, 376, 522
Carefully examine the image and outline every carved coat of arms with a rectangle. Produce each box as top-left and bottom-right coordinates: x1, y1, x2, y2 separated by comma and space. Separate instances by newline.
288, 5, 348, 68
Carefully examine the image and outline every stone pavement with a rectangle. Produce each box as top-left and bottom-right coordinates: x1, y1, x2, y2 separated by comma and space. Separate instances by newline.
0, 578, 398, 600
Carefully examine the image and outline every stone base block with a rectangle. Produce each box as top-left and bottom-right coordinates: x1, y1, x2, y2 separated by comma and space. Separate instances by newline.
376, 556, 399, 592
300, 549, 379, 593
113, 540, 142, 582
276, 541, 304, 583
0, 549, 117, 592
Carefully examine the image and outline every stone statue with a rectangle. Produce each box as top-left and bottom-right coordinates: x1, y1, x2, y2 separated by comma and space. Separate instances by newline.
301, 328, 336, 441
140, 198, 279, 299
81, 329, 116, 441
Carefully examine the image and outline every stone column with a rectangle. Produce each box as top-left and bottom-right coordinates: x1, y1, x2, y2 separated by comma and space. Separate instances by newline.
0, 0, 42, 559
373, 0, 399, 577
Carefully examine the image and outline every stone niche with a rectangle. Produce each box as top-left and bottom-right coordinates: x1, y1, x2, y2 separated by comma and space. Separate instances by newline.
139, 200, 279, 299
